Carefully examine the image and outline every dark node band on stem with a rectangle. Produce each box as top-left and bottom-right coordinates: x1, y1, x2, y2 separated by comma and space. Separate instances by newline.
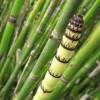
48, 68, 62, 78
8, 15, 17, 24
61, 41, 76, 51
64, 32, 81, 41
55, 54, 71, 63
40, 83, 52, 93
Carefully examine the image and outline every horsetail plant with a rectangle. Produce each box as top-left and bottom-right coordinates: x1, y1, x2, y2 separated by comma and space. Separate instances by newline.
33, 15, 84, 100
22, 0, 60, 50
77, 0, 100, 49
0, 0, 25, 70
71, 61, 100, 97
47, 23, 100, 100
0, 0, 99, 99
13, 0, 31, 42
25, 0, 50, 41
27, 0, 65, 41
14, 2, 64, 92
0, 0, 10, 25
0, 1, 14, 42
78, 0, 95, 15
83, 0, 100, 27
0, 0, 46, 81
0, 0, 60, 98
80, 86, 100, 100
62, 48, 100, 97
15, 0, 84, 99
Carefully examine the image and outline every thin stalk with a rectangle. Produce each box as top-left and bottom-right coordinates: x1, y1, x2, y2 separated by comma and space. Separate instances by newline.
15, 13, 59, 92
0, 0, 4, 15
71, 69, 100, 98
0, 0, 25, 68
80, 87, 100, 100
13, 0, 31, 43
15, 0, 84, 99
25, 0, 51, 43
78, 0, 95, 15
84, 0, 100, 27
0, 0, 45, 81
0, 0, 60, 99
0, 0, 10, 25
16, 15, 58, 92
0, 0, 24, 70
47, 23, 100, 100
63, 49, 100, 96
23, 0, 60, 50
78, 0, 100, 48
0, 15, 8, 42
0, 1, 14, 76
15, 49, 38, 93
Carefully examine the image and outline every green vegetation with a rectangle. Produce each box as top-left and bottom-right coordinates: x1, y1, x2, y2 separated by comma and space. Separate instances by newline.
0, 0, 100, 100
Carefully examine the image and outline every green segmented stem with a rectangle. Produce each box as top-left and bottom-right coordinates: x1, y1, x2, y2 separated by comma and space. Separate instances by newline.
13, 0, 31, 43
25, 0, 51, 44
79, 87, 100, 100
71, 78, 99, 99
0, 1, 13, 42
84, 0, 100, 27
15, 34, 50, 93
15, 0, 83, 99
0, 0, 25, 71
0, 0, 25, 62
15, 5, 60, 93
23, 0, 60, 49
33, 15, 84, 100
71, 64, 100, 97
78, 0, 95, 15
77, 0, 100, 50
47, 23, 100, 100
16, 0, 61, 95
62, 49, 100, 96
0, 0, 45, 81
0, 0, 10, 25
15, 56, 37, 93
0, 0, 60, 99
